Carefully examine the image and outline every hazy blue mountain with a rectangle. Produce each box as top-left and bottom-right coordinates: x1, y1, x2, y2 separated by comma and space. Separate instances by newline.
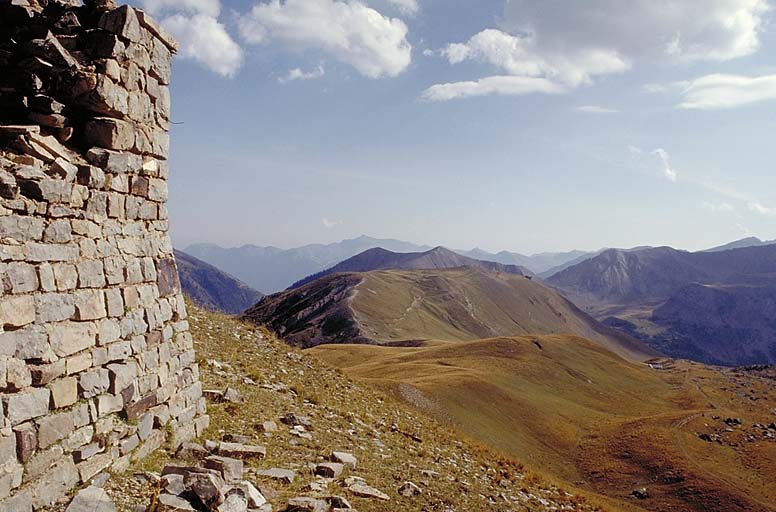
185, 236, 432, 293
174, 250, 264, 314
456, 248, 593, 275
704, 237, 776, 253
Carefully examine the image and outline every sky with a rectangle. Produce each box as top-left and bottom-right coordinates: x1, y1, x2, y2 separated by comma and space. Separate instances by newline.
131, 0, 776, 254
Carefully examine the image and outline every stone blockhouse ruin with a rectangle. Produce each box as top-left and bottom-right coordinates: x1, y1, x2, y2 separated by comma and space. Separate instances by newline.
0, 1, 207, 509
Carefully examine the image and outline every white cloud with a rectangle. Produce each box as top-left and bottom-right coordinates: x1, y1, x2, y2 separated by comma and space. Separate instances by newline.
676, 74, 776, 110
426, 1, 769, 100
238, 0, 412, 79
140, 0, 221, 17
420, 75, 564, 102
502, 0, 770, 63
627, 145, 643, 156
322, 217, 342, 228
439, 28, 630, 88
387, 0, 418, 15
703, 201, 735, 212
162, 14, 243, 77
748, 201, 776, 216
576, 105, 618, 113
279, 65, 325, 84
652, 148, 678, 183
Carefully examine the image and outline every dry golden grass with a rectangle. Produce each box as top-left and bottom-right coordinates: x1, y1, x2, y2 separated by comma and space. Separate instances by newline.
312, 335, 776, 512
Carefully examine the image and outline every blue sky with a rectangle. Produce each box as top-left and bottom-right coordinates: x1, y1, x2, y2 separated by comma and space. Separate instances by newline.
133, 0, 776, 253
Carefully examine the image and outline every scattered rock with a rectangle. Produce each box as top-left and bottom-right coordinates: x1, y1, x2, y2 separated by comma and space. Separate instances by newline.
314, 463, 344, 479
280, 412, 312, 428
398, 481, 421, 497
256, 468, 296, 484
331, 451, 357, 469
287, 496, 328, 512
631, 488, 649, 500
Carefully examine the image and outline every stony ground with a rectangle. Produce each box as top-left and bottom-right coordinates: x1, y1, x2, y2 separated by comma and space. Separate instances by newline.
98, 302, 604, 512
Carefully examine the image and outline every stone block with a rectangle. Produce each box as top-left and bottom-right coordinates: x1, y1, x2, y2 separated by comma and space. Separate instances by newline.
84, 118, 135, 151
74, 290, 107, 320
53, 263, 78, 290
14, 422, 37, 463
25, 242, 79, 262
49, 321, 97, 357
43, 220, 72, 243
96, 393, 123, 417
35, 293, 75, 322
2, 262, 38, 293
98, 5, 142, 42
38, 409, 75, 448
66, 352, 93, 375
50, 376, 78, 408
64, 485, 116, 512
0, 296, 35, 328
76, 451, 113, 483
29, 360, 66, 386
77, 260, 106, 288
2, 387, 50, 426
79, 368, 110, 399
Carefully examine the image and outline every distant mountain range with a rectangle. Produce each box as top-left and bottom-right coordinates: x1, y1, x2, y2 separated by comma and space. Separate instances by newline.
290, 246, 529, 289
547, 244, 776, 365
703, 236, 776, 253
174, 250, 264, 314
184, 235, 594, 293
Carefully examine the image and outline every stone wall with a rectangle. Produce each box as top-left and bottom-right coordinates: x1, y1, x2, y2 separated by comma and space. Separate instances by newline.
0, 1, 208, 509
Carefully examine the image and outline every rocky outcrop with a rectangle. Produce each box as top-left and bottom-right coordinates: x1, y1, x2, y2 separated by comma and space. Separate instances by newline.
0, 1, 206, 507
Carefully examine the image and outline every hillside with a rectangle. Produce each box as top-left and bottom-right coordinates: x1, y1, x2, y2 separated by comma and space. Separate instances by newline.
246, 267, 656, 361
96, 302, 605, 512
290, 246, 529, 289
546, 245, 776, 364
175, 249, 264, 314
312, 335, 776, 512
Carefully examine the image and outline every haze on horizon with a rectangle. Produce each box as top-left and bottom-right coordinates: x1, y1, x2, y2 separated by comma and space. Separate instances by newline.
130, 0, 776, 254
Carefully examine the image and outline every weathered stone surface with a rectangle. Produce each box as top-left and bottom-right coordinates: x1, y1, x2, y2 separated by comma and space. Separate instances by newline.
256, 468, 295, 484
49, 321, 97, 357
157, 493, 195, 511
79, 368, 110, 398
50, 376, 78, 408
398, 481, 422, 497
204, 455, 243, 483
14, 422, 37, 463
65, 486, 116, 512
314, 462, 344, 479
30, 458, 79, 509
286, 497, 327, 512
2, 387, 50, 426
213, 441, 266, 459
185, 471, 225, 508
331, 451, 357, 469
84, 118, 135, 150
35, 293, 76, 322
0, 295, 35, 328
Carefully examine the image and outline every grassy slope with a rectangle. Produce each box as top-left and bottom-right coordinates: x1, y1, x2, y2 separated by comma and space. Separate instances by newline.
311, 335, 776, 512
352, 268, 656, 361
102, 303, 605, 512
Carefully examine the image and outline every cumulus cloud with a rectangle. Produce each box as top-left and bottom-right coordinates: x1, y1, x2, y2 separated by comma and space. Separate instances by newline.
440, 28, 630, 88
278, 65, 325, 84
163, 14, 243, 77
426, 0, 769, 100
653, 148, 678, 183
421, 75, 564, 102
238, 0, 412, 79
502, 0, 770, 63
676, 74, 776, 110
576, 105, 618, 113
748, 201, 776, 216
139, 0, 243, 77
